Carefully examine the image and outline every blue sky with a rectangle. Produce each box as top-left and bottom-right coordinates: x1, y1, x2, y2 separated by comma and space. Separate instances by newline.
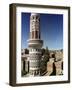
21, 13, 63, 50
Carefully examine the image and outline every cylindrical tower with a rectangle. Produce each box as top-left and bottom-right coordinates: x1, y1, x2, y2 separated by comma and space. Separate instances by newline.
28, 13, 43, 76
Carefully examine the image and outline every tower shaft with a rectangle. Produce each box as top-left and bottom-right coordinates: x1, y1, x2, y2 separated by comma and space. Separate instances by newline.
28, 13, 43, 76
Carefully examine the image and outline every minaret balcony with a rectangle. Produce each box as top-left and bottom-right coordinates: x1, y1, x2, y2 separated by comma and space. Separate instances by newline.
28, 39, 43, 47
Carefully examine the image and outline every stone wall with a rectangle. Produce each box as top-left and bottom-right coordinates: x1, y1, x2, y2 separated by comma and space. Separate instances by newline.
46, 50, 63, 76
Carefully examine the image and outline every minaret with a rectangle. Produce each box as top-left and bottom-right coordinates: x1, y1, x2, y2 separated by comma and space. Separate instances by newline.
28, 13, 43, 76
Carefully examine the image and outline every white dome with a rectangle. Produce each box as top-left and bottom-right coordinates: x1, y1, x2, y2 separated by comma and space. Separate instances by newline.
31, 13, 40, 16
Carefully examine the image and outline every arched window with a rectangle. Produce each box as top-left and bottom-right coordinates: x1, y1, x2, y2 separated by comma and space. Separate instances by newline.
35, 31, 38, 39
36, 16, 38, 20
32, 31, 34, 39
32, 16, 34, 19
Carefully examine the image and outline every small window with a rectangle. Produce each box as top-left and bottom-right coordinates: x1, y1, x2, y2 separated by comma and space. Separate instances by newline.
35, 49, 37, 51
21, 53, 23, 55
36, 53, 38, 55
32, 16, 34, 19
36, 16, 38, 19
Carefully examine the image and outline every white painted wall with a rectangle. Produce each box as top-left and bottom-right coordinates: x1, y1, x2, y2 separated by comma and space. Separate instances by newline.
0, 0, 72, 90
